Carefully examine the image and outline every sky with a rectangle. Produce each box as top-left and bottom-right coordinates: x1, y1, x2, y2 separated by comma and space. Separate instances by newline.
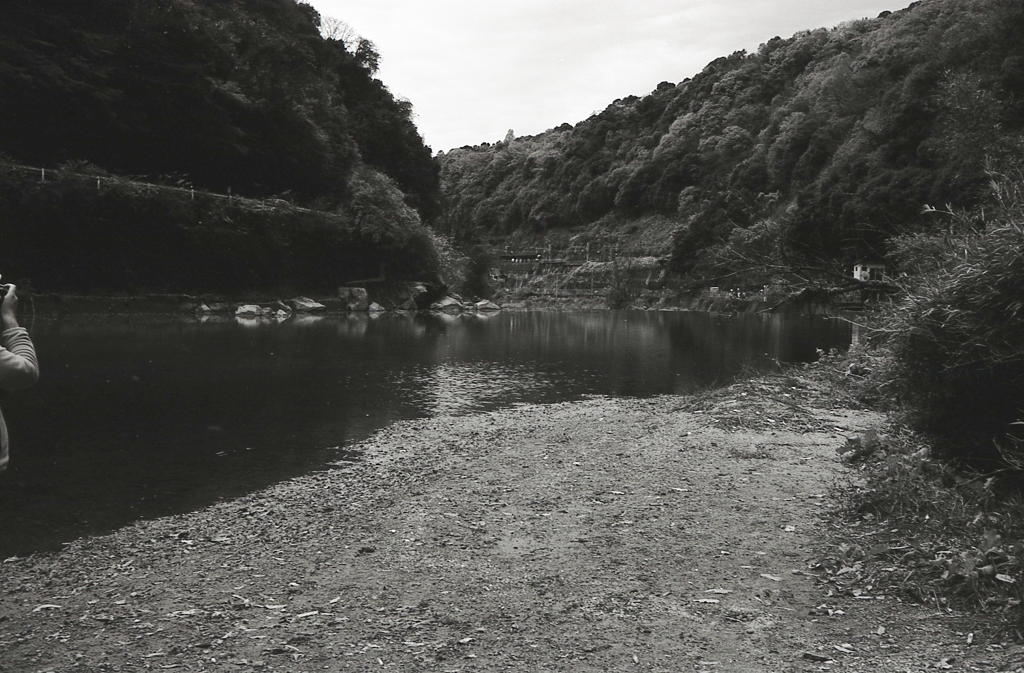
306, 0, 911, 154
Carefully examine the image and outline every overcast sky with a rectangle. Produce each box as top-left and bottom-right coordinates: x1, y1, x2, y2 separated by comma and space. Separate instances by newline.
306, 0, 911, 154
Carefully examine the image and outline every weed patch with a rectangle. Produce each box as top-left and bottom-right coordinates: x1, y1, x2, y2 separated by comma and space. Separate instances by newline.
809, 350, 1024, 632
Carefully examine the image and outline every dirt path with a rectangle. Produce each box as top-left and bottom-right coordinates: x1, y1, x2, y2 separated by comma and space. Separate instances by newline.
0, 377, 1007, 671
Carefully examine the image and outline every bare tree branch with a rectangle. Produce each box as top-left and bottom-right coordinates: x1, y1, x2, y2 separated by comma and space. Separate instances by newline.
320, 16, 358, 51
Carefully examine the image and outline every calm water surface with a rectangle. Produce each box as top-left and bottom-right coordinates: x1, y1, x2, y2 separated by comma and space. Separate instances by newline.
0, 310, 851, 556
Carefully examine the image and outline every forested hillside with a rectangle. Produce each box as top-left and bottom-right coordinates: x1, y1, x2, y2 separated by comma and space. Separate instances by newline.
439, 0, 1024, 286
0, 0, 447, 293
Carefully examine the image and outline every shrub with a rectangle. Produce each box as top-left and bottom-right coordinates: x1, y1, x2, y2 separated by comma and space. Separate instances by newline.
881, 172, 1024, 468
422, 226, 468, 289
605, 258, 638, 309
458, 244, 495, 300
0, 162, 445, 294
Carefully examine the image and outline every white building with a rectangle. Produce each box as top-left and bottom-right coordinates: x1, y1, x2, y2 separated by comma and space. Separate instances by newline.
853, 262, 886, 282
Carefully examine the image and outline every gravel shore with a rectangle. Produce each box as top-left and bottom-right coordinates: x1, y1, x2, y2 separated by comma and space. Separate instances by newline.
0, 374, 1002, 671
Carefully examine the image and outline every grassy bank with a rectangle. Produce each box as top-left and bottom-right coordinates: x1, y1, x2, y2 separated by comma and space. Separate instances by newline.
816, 336, 1024, 634
842, 171, 1024, 623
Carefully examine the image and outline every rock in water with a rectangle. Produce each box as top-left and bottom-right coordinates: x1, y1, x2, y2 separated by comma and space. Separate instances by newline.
198, 302, 235, 314
235, 304, 270, 317
286, 296, 326, 312
338, 287, 369, 312
431, 296, 462, 312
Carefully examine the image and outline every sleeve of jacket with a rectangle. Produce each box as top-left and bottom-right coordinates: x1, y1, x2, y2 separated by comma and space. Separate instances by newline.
0, 327, 39, 390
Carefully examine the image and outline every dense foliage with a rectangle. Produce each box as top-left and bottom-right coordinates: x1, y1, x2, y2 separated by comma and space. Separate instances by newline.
439, 0, 1024, 284
0, 0, 440, 219
827, 175, 1024, 621
877, 171, 1024, 468
0, 162, 440, 294
0, 0, 450, 293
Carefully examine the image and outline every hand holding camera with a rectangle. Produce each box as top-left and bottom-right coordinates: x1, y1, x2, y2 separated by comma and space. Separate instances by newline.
0, 279, 20, 330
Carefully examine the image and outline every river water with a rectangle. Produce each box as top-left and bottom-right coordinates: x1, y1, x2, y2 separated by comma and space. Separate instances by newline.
0, 310, 851, 557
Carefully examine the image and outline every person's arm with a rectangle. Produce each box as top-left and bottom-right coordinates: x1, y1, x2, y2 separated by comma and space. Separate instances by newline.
0, 284, 38, 390
1, 282, 21, 332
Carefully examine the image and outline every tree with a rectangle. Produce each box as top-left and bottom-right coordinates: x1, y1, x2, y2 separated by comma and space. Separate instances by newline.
355, 39, 381, 75
319, 15, 359, 51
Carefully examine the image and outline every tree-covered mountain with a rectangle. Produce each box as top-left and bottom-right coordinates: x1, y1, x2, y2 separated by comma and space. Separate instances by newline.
0, 0, 439, 219
439, 0, 1024, 285
0, 0, 455, 294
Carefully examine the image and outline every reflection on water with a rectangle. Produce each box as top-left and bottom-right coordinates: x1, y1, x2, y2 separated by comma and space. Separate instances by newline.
0, 310, 849, 556
402, 362, 553, 416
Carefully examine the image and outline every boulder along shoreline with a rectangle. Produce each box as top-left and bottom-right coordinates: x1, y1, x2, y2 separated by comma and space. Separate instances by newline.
0, 371, 998, 671
18, 288, 844, 317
